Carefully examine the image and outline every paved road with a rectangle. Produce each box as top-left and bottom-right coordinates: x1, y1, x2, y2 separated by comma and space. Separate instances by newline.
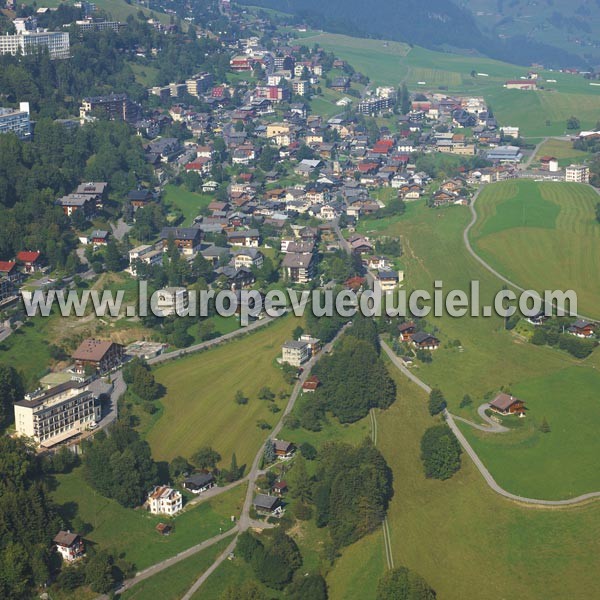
463, 185, 596, 322
110, 218, 132, 242
520, 136, 548, 170
181, 324, 350, 598
101, 528, 238, 599
452, 403, 509, 433
380, 339, 600, 506
146, 313, 283, 366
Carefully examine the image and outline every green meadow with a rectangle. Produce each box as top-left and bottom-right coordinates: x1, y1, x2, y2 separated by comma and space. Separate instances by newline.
51, 468, 245, 570
147, 315, 299, 466
360, 197, 600, 498
471, 180, 600, 319
300, 31, 600, 135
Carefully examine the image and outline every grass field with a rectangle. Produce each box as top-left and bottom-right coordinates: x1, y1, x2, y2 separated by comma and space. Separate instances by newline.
146, 315, 300, 466
376, 366, 600, 600
300, 31, 600, 136
51, 468, 246, 570
163, 184, 214, 226
471, 180, 600, 319
198, 359, 600, 599
459, 366, 600, 499
361, 198, 600, 498
121, 538, 231, 600
533, 138, 593, 167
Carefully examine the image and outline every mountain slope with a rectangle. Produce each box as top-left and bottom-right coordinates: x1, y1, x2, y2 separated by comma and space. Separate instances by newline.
243, 0, 587, 67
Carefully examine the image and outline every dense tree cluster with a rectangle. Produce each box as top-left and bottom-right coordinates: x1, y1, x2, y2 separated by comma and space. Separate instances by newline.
377, 566, 436, 600
0, 437, 62, 599
312, 440, 394, 548
0, 120, 151, 267
420, 424, 462, 480
0, 365, 24, 428
122, 357, 164, 400
236, 530, 303, 590
82, 423, 158, 507
307, 334, 395, 425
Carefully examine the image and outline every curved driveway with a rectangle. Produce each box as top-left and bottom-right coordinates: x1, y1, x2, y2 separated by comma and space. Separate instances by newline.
452, 403, 509, 433
381, 339, 600, 507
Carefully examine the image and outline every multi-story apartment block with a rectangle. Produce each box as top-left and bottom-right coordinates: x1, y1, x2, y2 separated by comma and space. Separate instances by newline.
79, 94, 140, 123
14, 380, 101, 447
281, 340, 311, 367
148, 486, 183, 516
0, 103, 31, 139
0, 30, 70, 59
185, 72, 214, 97
74, 19, 122, 33
565, 164, 590, 183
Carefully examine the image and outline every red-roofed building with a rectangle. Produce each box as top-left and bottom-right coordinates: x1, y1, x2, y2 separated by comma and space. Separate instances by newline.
302, 375, 321, 392
16, 251, 42, 273
0, 261, 19, 282
185, 157, 212, 175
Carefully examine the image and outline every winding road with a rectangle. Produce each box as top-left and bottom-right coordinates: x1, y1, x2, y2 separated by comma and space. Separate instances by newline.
380, 339, 600, 507
463, 183, 596, 321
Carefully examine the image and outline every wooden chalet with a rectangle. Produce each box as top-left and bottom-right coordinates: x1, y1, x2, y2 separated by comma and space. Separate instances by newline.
489, 393, 526, 417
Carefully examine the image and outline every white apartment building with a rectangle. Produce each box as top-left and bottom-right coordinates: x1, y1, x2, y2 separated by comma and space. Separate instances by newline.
0, 30, 70, 59
127, 244, 163, 276
565, 164, 590, 184
14, 380, 100, 447
0, 102, 31, 139
281, 340, 311, 367
152, 287, 188, 317
148, 486, 183, 516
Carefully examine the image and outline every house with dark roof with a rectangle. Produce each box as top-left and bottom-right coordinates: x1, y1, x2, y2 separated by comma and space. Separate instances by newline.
72, 339, 124, 374
489, 393, 526, 417
183, 472, 216, 494
159, 227, 202, 255
568, 320, 595, 338
410, 332, 440, 350
253, 493, 283, 515
54, 530, 85, 562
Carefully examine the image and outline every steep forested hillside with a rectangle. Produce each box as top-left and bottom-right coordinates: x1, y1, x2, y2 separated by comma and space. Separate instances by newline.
243, 0, 587, 67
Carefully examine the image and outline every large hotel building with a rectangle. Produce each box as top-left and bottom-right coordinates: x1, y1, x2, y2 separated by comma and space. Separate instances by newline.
0, 30, 70, 59
14, 380, 101, 448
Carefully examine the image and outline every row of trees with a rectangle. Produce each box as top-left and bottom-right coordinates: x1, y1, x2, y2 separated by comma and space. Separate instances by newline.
530, 320, 597, 358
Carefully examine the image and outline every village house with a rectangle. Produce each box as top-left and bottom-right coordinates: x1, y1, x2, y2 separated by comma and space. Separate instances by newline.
233, 248, 264, 269
159, 227, 202, 256
489, 393, 526, 417
282, 252, 316, 284
90, 229, 109, 246
127, 244, 163, 276
272, 480, 288, 496
183, 472, 216, 494
227, 229, 260, 247
410, 332, 440, 350
302, 375, 321, 392
274, 440, 295, 459
253, 493, 283, 516
72, 338, 124, 374
153, 287, 188, 317
568, 319, 595, 338
127, 188, 154, 211
398, 321, 416, 342
54, 531, 85, 562
16, 250, 43, 273
374, 269, 403, 292
148, 486, 183, 516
